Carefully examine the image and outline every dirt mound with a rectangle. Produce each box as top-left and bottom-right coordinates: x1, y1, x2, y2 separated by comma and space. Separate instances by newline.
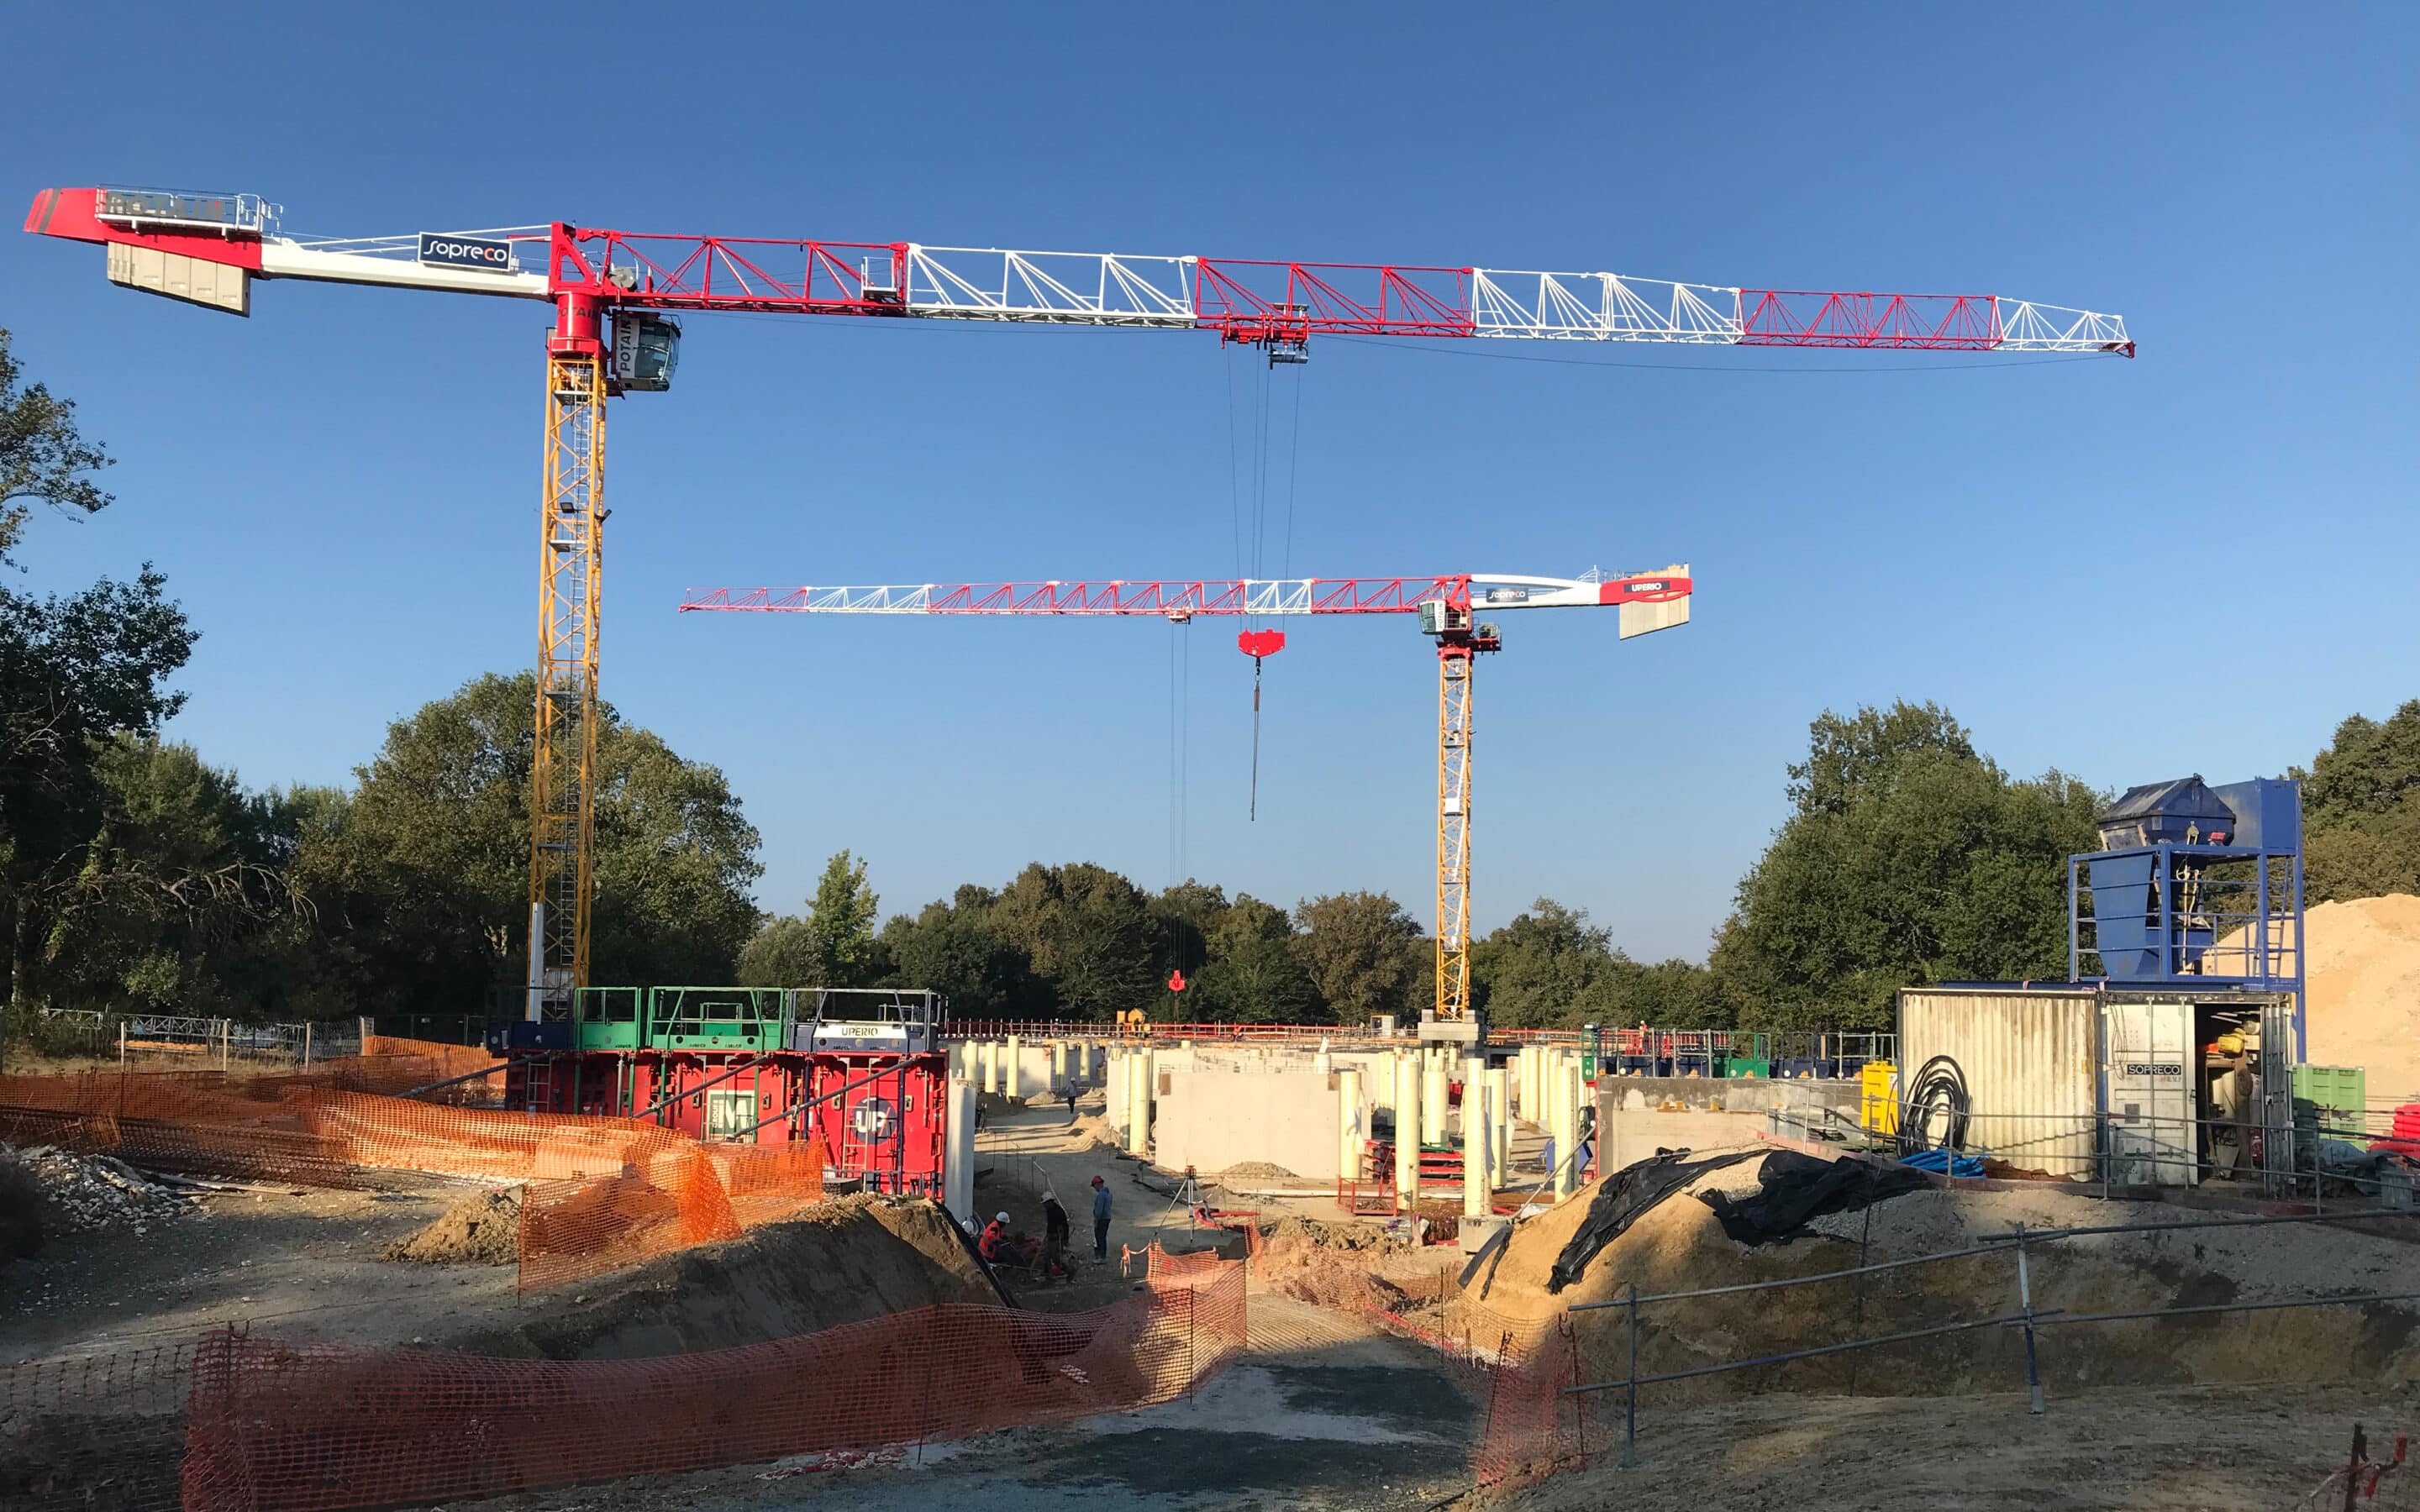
1219, 1160, 1297, 1179
1461, 1157, 2420, 1401
455, 1194, 993, 1360
381, 1185, 522, 1265
2302, 894, 2420, 1100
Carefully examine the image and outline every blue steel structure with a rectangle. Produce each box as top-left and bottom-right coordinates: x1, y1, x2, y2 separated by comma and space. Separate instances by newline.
2069, 776, 2306, 1058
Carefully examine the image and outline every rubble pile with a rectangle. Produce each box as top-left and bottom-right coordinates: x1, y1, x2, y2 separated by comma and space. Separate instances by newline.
4, 1142, 195, 1233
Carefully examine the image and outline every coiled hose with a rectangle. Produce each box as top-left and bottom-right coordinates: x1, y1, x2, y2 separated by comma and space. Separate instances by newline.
1896, 1055, 1971, 1158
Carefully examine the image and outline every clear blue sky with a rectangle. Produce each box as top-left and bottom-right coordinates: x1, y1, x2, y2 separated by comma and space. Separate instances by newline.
3, 4, 2413, 963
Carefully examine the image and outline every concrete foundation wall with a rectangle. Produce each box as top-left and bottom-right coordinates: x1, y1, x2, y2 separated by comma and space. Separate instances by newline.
1154, 1066, 1342, 1181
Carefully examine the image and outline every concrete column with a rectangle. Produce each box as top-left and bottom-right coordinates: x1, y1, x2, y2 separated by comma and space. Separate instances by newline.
1336, 1066, 1363, 1183
980, 1040, 997, 1095
1487, 1065, 1511, 1185
1422, 1058, 1447, 1149
1545, 1051, 1567, 1171
1517, 1046, 1534, 1121
1462, 1055, 1490, 1219
1314, 1037, 1333, 1075
1125, 1048, 1153, 1158
1105, 1048, 1124, 1137
1003, 1034, 1021, 1100
944, 1078, 976, 1222
1393, 1052, 1419, 1211
1553, 1057, 1582, 1200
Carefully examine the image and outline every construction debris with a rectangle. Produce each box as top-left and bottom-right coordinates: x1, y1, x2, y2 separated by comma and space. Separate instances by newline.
3, 1142, 194, 1234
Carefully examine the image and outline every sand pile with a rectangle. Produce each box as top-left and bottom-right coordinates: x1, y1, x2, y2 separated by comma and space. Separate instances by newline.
1455, 1154, 2420, 1402
382, 1185, 523, 1265
2302, 894, 2420, 1101
455, 1194, 995, 1360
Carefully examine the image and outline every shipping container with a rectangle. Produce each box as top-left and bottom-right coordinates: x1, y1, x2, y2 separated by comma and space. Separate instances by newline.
1896, 984, 2296, 1192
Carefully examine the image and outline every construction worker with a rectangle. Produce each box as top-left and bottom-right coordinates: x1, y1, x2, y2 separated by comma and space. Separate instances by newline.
981, 1210, 1039, 1268
1090, 1173, 1112, 1259
1040, 1186, 1072, 1278
1065, 1082, 1081, 1124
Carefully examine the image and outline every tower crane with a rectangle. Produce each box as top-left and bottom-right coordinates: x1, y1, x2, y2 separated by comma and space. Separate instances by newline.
680, 568, 1691, 1034
24, 184, 2132, 1025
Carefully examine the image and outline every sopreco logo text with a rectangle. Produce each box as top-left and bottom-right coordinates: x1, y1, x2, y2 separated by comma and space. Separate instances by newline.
417, 233, 514, 273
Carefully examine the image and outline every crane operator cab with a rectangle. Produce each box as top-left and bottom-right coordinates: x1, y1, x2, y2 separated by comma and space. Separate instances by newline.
611, 312, 681, 392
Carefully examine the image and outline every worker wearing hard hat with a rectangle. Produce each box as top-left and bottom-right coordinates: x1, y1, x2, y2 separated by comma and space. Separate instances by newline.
981, 1210, 1039, 1268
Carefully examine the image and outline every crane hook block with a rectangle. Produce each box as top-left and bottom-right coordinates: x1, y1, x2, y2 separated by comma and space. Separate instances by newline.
1237, 629, 1286, 659
1167, 969, 1187, 994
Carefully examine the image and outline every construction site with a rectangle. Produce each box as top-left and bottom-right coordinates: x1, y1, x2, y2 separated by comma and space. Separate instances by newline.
4, 16, 2419, 1510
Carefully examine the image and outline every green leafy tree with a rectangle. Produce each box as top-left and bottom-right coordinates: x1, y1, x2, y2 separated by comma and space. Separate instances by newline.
0, 329, 113, 566
742, 849, 884, 987
1293, 890, 1423, 1024
1713, 704, 2102, 1030
734, 916, 818, 988
877, 884, 1045, 1016
1193, 893, 1317, 1023
1151, 879, 1228, 995
989, 862, 1157, 1020
297, 672, 761, 1011
1472, 898, 1637, 1030
1788, 701, 1977, 818
2293, 701, 2420, 902
35, 738, 302, 1017
0, 569, 196, 1017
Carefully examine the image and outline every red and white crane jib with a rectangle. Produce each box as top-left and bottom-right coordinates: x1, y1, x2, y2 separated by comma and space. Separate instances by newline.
679, 567, 1694, 640
27, 186, 2132, 356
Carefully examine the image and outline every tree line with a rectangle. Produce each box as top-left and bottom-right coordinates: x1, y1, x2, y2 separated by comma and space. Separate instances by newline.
3, 330, 2413, 1042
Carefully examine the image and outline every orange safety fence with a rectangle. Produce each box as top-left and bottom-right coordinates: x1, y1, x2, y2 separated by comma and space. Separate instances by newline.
178, 1261, 1248, 1512
0, 1069, 827, 1291
360, 1034, 505, 1100
1465, 1307, 1595, 1491
518, 1138, 827, 1293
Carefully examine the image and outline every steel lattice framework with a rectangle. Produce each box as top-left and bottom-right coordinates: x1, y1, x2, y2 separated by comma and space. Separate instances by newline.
679, 571, 1691, 619
531, 355, 606, 1018
686, 568, 1692, 1023
25, 182, 2131, 1021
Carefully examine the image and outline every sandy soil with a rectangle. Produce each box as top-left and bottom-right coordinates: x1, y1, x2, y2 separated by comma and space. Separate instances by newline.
2302, 893, 2420, 1104
1484, 1381, 2420, 1512
2, 1169, 518, 1361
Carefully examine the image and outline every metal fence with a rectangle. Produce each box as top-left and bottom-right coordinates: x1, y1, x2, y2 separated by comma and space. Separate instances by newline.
1564, 1207, 2420, 1469
1769, 1100, 2420, 1210
24, 1007, 363, 1067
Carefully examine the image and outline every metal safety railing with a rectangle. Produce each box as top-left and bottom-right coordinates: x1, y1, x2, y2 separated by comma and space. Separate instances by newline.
942, 1020, 1896, 1079
1563, 1206, 2420, 1469
1770, 1100, 2420, 1209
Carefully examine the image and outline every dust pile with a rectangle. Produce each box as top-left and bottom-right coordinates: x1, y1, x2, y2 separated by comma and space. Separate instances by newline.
455, 1194, 995, 1360
382, 1184, 523, 1265
1456, 1155, 2420, 1401
2302, 893, 2420, 1101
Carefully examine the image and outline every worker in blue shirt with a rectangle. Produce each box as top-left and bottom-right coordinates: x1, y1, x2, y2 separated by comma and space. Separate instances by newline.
1090, 1173, 1112, 1259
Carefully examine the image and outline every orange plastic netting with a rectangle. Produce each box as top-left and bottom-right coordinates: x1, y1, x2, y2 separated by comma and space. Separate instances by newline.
359, 1034, 504, 1100
0, 1069, 825, 1289
179, 1262, 1248, 1512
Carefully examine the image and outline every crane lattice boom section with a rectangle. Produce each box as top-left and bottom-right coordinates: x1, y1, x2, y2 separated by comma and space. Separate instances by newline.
550, 230, 2130, 353
24, 189, 2133, 354
680, 571, 1691, 618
